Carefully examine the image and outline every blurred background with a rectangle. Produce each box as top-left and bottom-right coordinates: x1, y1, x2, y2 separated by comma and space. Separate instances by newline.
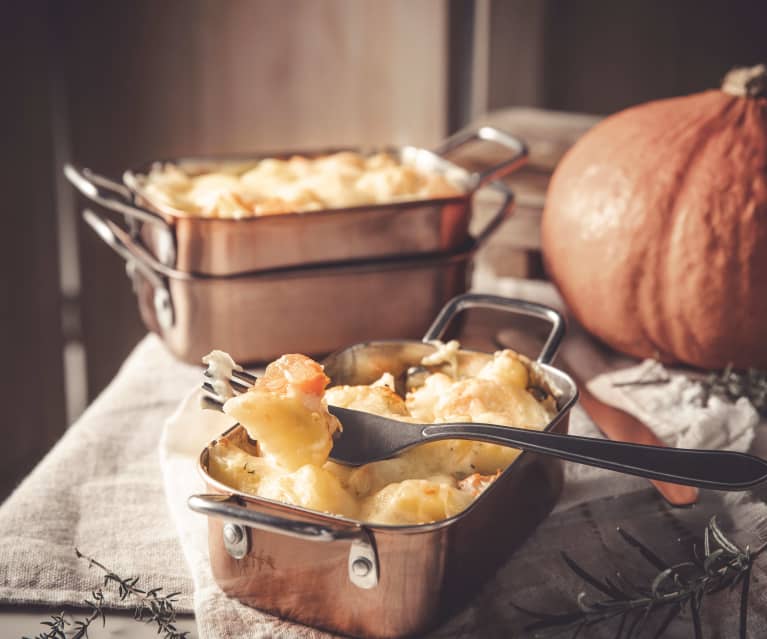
3, 0, 766, 500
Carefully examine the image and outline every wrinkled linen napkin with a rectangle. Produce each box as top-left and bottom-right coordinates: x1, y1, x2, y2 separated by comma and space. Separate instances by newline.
159, 273, 767, 639
0, 335, 196, 612
588, 359, 759, 452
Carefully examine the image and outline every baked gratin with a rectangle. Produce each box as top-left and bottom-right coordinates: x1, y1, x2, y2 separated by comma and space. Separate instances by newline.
206, 343, 557, 525
138, 152, 462, 218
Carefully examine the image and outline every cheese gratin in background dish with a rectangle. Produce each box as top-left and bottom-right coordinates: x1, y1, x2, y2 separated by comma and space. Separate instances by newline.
207, 343, 557, 525
139, 152, 463, 219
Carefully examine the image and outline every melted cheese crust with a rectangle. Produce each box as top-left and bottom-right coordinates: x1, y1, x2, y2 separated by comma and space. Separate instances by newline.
209, 348, 556, 525
139, 152, 462, 218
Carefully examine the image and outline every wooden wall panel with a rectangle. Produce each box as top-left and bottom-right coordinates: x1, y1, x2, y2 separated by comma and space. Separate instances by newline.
191, 1, 448, 150
486, 0, 767, 115
1, 3, 66, 499
57, 0, 448, 400
543, 0, 767, 114
487, 0, 548, 111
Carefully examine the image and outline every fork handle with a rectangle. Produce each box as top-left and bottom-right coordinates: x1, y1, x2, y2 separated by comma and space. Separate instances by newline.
421, 423, 767, 491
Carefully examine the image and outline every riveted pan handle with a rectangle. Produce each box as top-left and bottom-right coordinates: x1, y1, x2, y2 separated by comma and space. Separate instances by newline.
82, 209, 165, 290
434, 127, 527, 250
82, 208, 175, 330
469, 183, 514, 249
423, 293, 565, 364
188, 493, 379, 589
434, 126, 528, 190
188, 493, 360, 541
64, 163, 177, 267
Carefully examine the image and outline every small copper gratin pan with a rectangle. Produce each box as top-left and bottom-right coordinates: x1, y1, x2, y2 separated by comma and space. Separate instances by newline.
64, 127, 527, 276
188, 294, 579, 639
80, 208, 488, 365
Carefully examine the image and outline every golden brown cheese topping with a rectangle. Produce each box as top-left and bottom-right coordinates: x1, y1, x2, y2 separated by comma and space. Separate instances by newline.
138, 152, 462, 218
208, 346, 557, 526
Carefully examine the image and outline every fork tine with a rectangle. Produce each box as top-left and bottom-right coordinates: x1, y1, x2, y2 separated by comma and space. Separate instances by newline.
201, 378, 251, 400
232, 369, 258, 384
201, 359, 256, 413
202, 371, 251, 392
201, 394, 225, 412
204, 368, 257, 386
201, 381, 222, 398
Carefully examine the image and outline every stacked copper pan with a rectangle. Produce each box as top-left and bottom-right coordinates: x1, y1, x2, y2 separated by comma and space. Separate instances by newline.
66, 127, 528, 364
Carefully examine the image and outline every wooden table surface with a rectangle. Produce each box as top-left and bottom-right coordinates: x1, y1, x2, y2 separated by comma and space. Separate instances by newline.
2, 606, 197, 638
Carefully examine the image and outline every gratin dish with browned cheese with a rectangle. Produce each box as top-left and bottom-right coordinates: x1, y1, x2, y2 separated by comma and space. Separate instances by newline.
66, 127, 527, 276
189, 294, 579, 639
208, 342, 557, 525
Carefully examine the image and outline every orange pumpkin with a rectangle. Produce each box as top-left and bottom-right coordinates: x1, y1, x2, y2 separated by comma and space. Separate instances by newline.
542, 64, 767, 370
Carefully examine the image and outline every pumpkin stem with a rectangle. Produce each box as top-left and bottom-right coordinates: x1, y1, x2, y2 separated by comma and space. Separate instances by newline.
721, 64, 767, 98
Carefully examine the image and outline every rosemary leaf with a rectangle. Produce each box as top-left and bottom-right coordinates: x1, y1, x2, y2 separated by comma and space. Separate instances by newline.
25, 550, 189, 639
518, 515, 762, 638
701, 366, 767, 416
561, 551, 624, 599
709, 517, 741, 555
652, 603, 681, 638
651, 568, 675, 597
690, 590, 703, 639
617, 526, 669, 571
625, 609, 645, 639
510, 602, 562, 621
739, 564, 751, 639
616, 611, 628, 638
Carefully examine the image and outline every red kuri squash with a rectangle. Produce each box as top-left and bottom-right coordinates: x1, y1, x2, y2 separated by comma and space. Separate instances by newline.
542, 64, 767, 370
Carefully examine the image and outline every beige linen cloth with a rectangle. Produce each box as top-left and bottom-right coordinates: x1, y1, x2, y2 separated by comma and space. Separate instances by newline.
2, 277, 767, 638
0, 335, 197, 611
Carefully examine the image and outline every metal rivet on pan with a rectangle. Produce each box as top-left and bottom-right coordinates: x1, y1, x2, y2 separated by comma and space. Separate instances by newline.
351, 557, 372, 577
223, 523, 243, 545
222, 522, 249, 560
154, 288, 174, 331
348, 538, 378, 588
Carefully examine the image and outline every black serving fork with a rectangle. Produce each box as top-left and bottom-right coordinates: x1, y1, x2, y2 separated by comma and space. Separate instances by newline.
202, 368, 767, 491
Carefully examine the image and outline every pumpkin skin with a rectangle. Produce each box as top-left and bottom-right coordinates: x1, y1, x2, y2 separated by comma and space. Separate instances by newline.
541, 65, 767, 370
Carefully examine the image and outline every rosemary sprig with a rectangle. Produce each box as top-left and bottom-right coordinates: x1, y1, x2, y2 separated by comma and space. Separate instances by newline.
701, 366, 767, 416
23, 549, 189, 639
518, 516, 767, 638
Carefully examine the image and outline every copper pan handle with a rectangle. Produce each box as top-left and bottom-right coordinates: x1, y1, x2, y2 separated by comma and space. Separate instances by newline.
82, 209, 166, 291
188, 493, 361, 542
82, 209, 175, 331
423, 293, 565, 364
434, 126, 529, 190
434, 127, 527, 250
64, 163, 176, 267
469, 183, 514, 248
188, 494, 379, 589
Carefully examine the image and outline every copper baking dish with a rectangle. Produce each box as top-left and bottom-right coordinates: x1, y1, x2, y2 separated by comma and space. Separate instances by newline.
65, 127, 527, 275
187, 294, 579, 638
82, 205, 509, 364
